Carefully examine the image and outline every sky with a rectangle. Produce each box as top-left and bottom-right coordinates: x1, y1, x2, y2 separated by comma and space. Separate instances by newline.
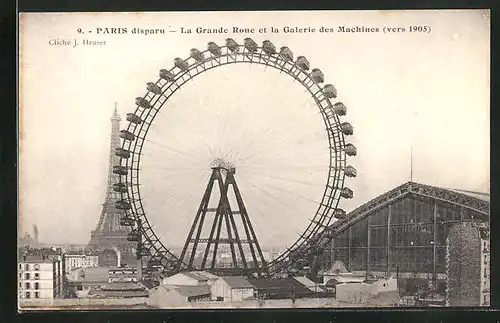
19, 10, 490, 247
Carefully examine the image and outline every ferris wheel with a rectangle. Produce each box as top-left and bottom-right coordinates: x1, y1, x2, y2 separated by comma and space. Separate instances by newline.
113, 38, 357, 277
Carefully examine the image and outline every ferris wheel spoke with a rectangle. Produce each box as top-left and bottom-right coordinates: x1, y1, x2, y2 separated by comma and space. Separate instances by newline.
252, 182, 324, 222
158, 99, 215, 158
242, 172, 325, 188
237, 142, 330, 167
242, 184, 303, 230
243, 179, 310, 218
143, 138, 205, 161
142, 166, 206, 173
257, 180, 323, 206
240, 164, 328, 171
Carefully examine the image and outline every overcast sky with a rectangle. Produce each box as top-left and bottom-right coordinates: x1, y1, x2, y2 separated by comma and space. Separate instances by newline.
19, 10, 490, 247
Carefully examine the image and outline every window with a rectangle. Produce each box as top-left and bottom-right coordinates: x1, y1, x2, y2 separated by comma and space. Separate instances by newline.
25, 264, 29, 270
25, 273, 30, 280
35, 292, 40, 299
484, 268, 488, 278
25, 292, 30, 299
25, 282, 30, 289
34, 264, 40, 271
34, 273, 39, 280
35, 282, 39, 290
19, 264, 22, 270
484, 295, 488, 303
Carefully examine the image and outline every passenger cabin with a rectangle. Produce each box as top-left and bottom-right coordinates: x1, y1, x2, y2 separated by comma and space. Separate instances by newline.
345, 143, 357, 156
159, 69, 175, 82
333, 102, 347, 116
116, 200, 131, 210
113, 165, 128, 175
311, 68, 325, 83
148, 259, 161, 266
147, 82, 162, 95
262, 40, 277, 55
139, 246, 149, 256
340, 122, 354, 135
344, 165, 357, 178
113, 183, 128, 193
119, 216, 134, 226
225, 38, 239, 52
135, 97, 151, 109
190, 48, 204, 62
334, 208, 347, 219
296, 56, 310, 70
127, 231, 140, 242
174, 58, 189, 71
207, 42, 222, 56
280, 46, 294, 61
324, 84, 337, 98
119, 130, 135, 142
115, 148, 131, 158
126, 113, 142, 124
340, 187, 354, 199
244, 38, 258, 52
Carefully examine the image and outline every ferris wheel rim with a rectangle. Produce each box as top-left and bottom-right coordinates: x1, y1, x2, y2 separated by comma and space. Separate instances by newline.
118, 40, 351, 275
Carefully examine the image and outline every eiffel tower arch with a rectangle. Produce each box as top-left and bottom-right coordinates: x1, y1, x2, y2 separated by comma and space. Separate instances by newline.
88, 104, 136, 257
178, 161, 268, 277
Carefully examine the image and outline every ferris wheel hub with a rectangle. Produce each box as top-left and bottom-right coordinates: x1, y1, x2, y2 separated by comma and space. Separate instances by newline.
210, 157, 236, 173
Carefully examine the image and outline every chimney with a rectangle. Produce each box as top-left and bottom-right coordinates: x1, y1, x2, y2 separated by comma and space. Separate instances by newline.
113, 246, 121, 267
137, 256, 143, 281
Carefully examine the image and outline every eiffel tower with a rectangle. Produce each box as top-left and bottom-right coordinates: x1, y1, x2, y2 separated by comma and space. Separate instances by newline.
88, 104, 135, 254
179, 159, 268, 277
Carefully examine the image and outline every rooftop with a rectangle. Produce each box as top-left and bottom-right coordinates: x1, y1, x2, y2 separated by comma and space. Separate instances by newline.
80, 267, 110, 283
91, 289, 149, 298
447, 188, 490, 202
328, 181, 490, 235
293, 276, 323, 292
100, 281, 146, 291
140, 279, 160, 290
248, 277, 313, 296
175, 284, 211, 297
221, 276, 254, 289
20, 255, 57, 263
182, 271, 218, 282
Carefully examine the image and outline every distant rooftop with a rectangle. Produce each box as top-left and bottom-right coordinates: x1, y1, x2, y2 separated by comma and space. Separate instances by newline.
174, 284, 211, 297
221, 276, 254, 289
293, 276, 323, 292
20, 255, 57, 263
182, 271, 218, 282
80, 267, 110, 283
248, 277, 313, 296
446, 188, 490, 202
101, 281, 145, 291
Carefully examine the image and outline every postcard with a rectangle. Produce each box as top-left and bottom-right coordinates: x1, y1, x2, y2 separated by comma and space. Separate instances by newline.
18, 10, 490, 310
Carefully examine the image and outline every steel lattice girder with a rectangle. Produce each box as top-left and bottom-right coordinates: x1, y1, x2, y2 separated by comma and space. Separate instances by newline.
317, 182, 489, 246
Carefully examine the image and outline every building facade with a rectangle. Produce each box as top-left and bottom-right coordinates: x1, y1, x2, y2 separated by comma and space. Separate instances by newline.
446, 223, 490, 306
161, 271, 218, 287
210, 276, 255, 302
319, 182, 489, 297
480, 227, 490, 306
64, 254, 99, 273
18, 255, 64, 301
109, 267, 138, 283
149, 285, 211, 307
